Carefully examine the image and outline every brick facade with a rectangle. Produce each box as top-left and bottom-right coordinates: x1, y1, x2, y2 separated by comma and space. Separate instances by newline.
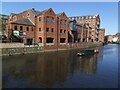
69, 14, 100, 42
98, 28, 105, 42
4, 8, 105, 50
6, 8, 69, 49
57, 12, 69, 49
105, 35, 113, 43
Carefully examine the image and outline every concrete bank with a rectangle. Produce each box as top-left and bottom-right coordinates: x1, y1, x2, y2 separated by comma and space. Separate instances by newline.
1, 42, 103, 56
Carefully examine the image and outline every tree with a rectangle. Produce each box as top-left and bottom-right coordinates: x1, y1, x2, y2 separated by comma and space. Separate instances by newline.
0, 17, 6, 33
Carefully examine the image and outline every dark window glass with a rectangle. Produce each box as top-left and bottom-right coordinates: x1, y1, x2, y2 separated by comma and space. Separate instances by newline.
26, 27, 29, 31
52, 18, 54, 23
51, 28, 54, 32
60, 38, 65, 43
60, 29, 62, 33
64, 30, 66, 33
14, 26, 17, 30
46, 17, 49, 22
60, 20, 62, 25
64, 20, 66, 25
31, 27, 34, 31
39, 28, 41, 31
20, 26, 23, 30
46, 28, 49, 32
39, 17, 41, 22
46, 38, 54, 43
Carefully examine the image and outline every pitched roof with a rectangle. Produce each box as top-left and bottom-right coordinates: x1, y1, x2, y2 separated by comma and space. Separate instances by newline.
56, 12, 62, 16
0, 14, 9, 19
10, 13, 16, 16
32, 9, 48, 16
11, 18, 35, 26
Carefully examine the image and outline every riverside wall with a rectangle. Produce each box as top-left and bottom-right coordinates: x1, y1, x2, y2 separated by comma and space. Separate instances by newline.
1, 42, 103, 56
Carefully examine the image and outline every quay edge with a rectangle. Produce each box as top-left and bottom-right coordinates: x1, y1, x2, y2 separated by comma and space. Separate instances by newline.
1, 42, 103, 57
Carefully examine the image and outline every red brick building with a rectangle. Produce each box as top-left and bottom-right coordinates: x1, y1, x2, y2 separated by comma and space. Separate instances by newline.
105, 35, 113, 43
98, 28, 105, 42
6, 8, 69, 49
69, 14, 100, 42
57, 12, 69, 49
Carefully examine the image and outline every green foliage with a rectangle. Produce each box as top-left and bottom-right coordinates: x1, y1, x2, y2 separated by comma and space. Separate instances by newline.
0, 17, 6, 32
89, 43, 97, 48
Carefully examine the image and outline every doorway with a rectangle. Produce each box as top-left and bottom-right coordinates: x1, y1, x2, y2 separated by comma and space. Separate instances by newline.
26, 38, 33, 45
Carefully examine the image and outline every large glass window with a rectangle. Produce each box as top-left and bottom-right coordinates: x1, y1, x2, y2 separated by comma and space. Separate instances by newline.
46, 38, 54, 43
60, 38, 66, 43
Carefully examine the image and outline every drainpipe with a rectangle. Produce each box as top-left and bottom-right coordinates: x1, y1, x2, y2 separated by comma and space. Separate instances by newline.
57, 17, 59, 51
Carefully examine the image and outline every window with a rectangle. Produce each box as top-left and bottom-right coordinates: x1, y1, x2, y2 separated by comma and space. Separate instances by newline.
64, 30, 66, 33
60, 29, 62, 33
52, 17, 54, 23
64, 20, 66, 26
51, 28, 54, 32
14, 26, 17, 30
26, 27, 29, 31
92, 20, 95, 22
46, 28, 49, 32
46, 16, 49, 22
27, 13, 30, 17
39, 37, 42, 43
31, 27, 34, 31
39, 28, 41, 31
13, 16, 17, 21
60, 20, 62, 25
39, 17, 41, 22
46, 38, 54, 43
20, 26, 23, 30
60, 38, 66, 43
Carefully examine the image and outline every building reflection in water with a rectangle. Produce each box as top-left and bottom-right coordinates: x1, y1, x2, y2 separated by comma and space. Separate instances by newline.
3, 49, 103, 88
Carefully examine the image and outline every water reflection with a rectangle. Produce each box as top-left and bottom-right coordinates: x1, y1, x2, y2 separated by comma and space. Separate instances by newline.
3, 48, 103, 88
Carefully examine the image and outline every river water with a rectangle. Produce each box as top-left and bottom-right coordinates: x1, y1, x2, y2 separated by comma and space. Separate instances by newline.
2, 44, 118, 88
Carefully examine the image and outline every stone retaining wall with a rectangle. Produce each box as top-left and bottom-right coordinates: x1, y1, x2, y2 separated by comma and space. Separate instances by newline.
0, 43, 24, 48
1, 42, 103, 56
2, 47, 44, 56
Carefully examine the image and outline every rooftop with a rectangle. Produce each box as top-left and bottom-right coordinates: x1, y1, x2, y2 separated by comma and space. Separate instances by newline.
11, 18, 35, 26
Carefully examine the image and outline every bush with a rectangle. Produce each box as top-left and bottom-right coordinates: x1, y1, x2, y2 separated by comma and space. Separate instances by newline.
89, 44, 97, 48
